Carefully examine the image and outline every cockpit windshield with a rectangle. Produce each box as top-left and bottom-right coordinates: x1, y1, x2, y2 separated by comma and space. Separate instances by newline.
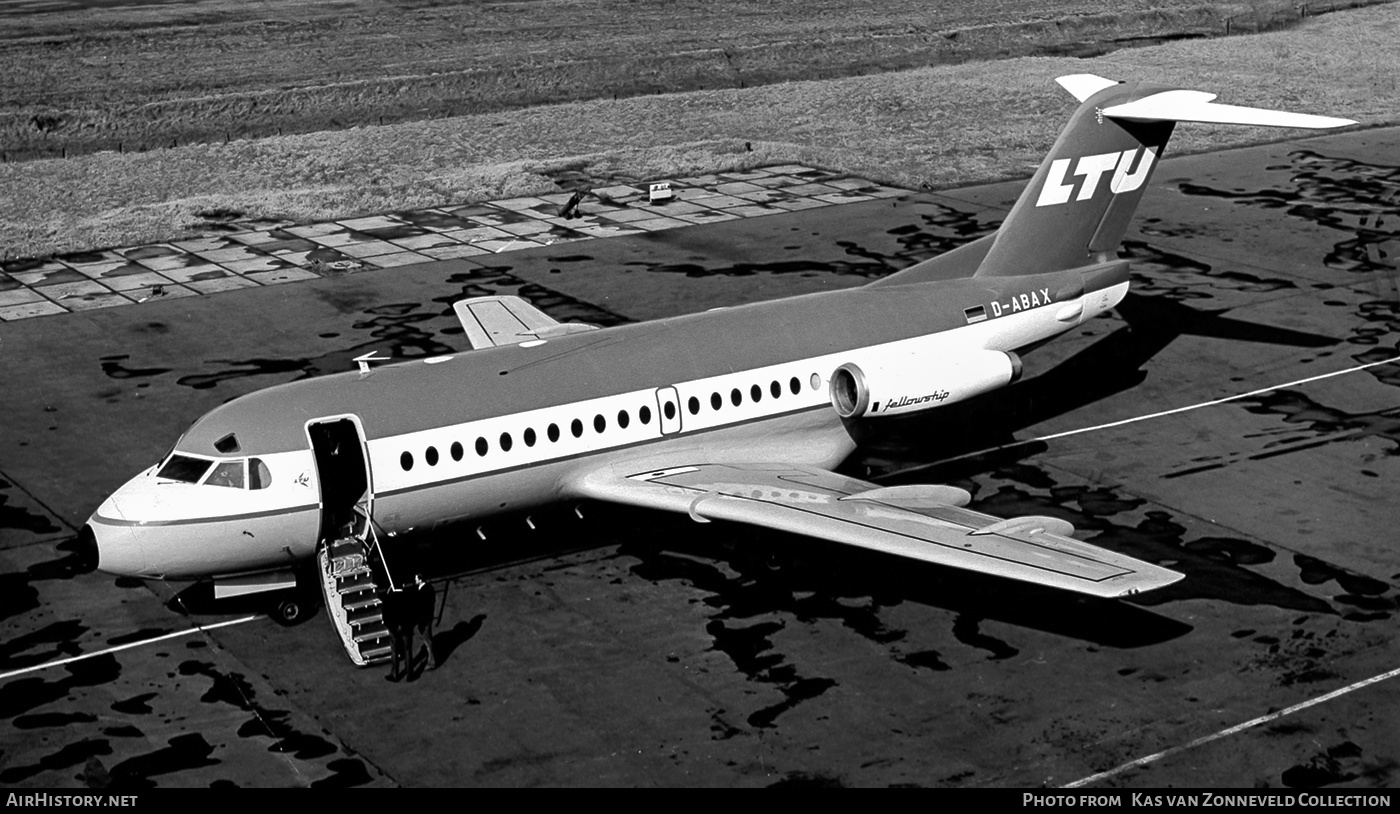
156, 455, 213, 483
156, 453, 271, 489
205, 460, 245, 488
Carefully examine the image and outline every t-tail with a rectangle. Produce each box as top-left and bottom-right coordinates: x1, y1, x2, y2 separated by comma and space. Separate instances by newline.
878, 74, 1354, 285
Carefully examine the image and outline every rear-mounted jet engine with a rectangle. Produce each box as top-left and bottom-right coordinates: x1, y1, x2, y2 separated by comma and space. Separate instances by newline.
830, 350, 1023, 418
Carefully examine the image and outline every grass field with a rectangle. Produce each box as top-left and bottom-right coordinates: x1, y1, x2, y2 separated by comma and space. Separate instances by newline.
1, 1, 1397, 259
0, 0, 1386, 160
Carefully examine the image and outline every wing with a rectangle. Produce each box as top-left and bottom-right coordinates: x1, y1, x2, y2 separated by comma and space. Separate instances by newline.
569, 463, 1182, 598
453, 295, 599, 349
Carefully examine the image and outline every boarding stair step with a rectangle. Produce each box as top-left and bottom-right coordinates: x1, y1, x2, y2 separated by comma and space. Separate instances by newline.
359, 643, 393, 662
342, 594, 381, 612
346, 606, 383, 627
353, 622, 391, 643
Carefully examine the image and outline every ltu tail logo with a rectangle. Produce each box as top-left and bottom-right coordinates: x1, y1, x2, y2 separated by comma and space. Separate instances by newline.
1035, 146, 1157, 207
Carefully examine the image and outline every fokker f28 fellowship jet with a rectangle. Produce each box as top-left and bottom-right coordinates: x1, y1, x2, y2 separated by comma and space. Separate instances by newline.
85, 75, 1352, 664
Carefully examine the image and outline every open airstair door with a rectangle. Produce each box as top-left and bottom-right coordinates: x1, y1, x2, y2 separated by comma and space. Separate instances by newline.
306, 416, 393, 666
307, 416, 374, 544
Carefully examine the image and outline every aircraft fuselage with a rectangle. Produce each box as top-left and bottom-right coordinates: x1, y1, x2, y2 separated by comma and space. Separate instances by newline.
86, 262, 1128, 581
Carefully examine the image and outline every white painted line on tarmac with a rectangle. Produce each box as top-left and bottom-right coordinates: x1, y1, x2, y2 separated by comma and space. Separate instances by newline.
0, 615, 263, 681
1063, 663, 1400, 787
939, 354, 1400, 466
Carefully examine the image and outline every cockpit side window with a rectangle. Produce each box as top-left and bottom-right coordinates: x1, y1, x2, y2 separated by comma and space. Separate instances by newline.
204, 460, 246, 489
157, 455, 214, 483
249, 458, 271, 490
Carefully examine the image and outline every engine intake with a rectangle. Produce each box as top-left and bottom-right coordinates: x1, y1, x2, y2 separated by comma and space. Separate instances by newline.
830, 350, 1022, 418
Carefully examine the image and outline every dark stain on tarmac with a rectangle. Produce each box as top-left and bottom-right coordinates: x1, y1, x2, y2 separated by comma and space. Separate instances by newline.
111, 692, 157, 715
971, 467, 1337, 617
176, 659, 357, 770
628, 541, 843, 729
98, 354, 172, 380
0, 738, 113, 784
174, 302, 457, 389
1282, 741, 1365, 788
1178, 149, 1400, 276
622, 202, 997, 280
0, 654, 120, 721
0, 476, 63, 537
431, 264, 632, 329
100, 733, 220, 789
159, 266, 628, 390
107, 628, 174, 646
0, 619, 86, 670
1165, 387, 1400, 483
0, 535, 95, 623
310, 758, 377, 788
13, 711, 98, 728
1120, 239, 1301, 299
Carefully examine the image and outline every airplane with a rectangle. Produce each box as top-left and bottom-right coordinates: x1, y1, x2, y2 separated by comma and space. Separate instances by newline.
81, 74, 1354, 665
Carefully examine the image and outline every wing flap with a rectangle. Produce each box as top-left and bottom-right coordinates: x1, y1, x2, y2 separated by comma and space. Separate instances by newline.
570, 464, 1182, 598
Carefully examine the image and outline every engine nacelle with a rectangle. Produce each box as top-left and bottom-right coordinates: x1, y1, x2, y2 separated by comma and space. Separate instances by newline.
830, 350, 1022, 418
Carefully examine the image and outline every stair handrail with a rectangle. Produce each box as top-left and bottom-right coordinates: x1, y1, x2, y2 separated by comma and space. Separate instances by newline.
360, 510, 399, 591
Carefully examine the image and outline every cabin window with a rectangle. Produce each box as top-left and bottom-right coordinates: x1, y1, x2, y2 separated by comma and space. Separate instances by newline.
710, 392, 722, 411
250, 458, 271, 490
400, 452, 414, 471
617, 410, 630, 429
548, 423, 561, 442
730, 388, 741, 407
789, 376, 801, 395
663, 402, 676, 420
205, 460, 245, 489
426, 446, 439, 466
475, 437, 489, 456
594, 414, 606, 433
524, 428, 537, 447
770, 381, 781, 399
809, 373, 820, 390
158, 455, 213, 483
500, 432, 513, 452
750, 384, 762, 403
451, 442, 464, 461
639, 405, 652, 424
687, 397, 699, 415
214, 433, 240, 454
571, 419, 583, 438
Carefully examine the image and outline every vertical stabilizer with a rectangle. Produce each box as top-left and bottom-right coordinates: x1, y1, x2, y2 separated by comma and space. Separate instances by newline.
968, 75, 1353, 279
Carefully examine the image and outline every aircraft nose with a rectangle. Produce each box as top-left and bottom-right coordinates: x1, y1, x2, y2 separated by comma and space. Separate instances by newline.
88, 493, 151, 578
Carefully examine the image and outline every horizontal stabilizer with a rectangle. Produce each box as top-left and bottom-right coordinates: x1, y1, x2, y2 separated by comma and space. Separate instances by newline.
453, 295, 598, 349
1102, 89, 1356, 129
1056, 74, 1120, 102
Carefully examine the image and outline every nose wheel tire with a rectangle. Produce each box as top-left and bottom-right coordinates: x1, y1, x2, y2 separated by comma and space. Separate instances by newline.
273, 596, 308, 626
